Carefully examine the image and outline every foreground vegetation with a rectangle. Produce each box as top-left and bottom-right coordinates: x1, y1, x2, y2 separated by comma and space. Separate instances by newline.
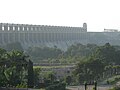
1, 42, 120, 89
0, 49, 35, 88
109, 86, 120, 90
0, 48, 66, 89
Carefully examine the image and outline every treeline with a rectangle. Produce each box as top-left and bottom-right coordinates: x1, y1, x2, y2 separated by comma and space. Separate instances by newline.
73, 43, 120, 84
3, 42, 120, 64
26, 43, 120, 85
26, 43, 98, 63
27, 46, 62, 61
1, 42, 120, 88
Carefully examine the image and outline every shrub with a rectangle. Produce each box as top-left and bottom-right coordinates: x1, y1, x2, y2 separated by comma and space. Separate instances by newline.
109, 86, 120, 90
16, 83, 27, 88
46, 82, 66, 90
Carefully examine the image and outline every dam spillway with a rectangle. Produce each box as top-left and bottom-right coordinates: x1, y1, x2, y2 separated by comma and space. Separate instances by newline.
1, 23, 120, 50
0, 23, 87, 50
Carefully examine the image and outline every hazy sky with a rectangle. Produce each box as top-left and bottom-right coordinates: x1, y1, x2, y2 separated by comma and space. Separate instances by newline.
0, 0, 120, 32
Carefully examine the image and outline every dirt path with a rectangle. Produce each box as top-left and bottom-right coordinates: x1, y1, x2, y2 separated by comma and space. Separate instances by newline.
67, 85, 113, 90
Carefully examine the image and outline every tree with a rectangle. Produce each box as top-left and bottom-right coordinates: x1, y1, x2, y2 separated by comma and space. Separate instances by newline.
74, 56, 105, 83
28, 60, 34, 88
65, 76, 72, 85
94, 43, 117, 65
5, 42, 23, 51
0, 49, 28, 87
26, 46, 62, 62
33, 67, 41, 88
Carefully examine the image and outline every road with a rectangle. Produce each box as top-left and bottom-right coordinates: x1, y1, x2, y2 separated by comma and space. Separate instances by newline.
67, 85, 113, 90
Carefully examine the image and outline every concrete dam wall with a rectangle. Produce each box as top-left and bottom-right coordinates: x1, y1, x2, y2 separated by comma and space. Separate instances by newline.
1, 23, 120, 50
0, 23, 87, 50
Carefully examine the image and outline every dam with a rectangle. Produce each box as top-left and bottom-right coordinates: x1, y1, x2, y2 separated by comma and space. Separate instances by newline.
0, 23, 120, 50
0, 23, 87, 50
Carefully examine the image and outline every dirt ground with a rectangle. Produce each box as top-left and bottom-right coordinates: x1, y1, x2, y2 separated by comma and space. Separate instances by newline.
67, 85, 113, 90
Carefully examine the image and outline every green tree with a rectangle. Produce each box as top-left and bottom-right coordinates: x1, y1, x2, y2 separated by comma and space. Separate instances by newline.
0, 49, 28, 87
94, 43, 117, 65
74, 56, 105, 83
5, 42, 23, 51
65, 76, 72, 85
28, 60, 34, 88
33, 67, 41, 88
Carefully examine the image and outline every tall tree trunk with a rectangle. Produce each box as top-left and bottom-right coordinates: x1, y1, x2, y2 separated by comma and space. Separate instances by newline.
28, 60, 34, 88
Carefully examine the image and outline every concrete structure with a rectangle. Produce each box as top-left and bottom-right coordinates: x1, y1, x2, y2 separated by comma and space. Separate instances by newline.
0, 23, 87, 50
1, 22, 120, 50
104, 28, 118, 32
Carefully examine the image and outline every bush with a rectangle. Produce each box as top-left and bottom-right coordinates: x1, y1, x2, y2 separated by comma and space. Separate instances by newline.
16, 83, 27, 88
107, 76, 120, 84
46, 82, 66, 90
109, 86, 120, 90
